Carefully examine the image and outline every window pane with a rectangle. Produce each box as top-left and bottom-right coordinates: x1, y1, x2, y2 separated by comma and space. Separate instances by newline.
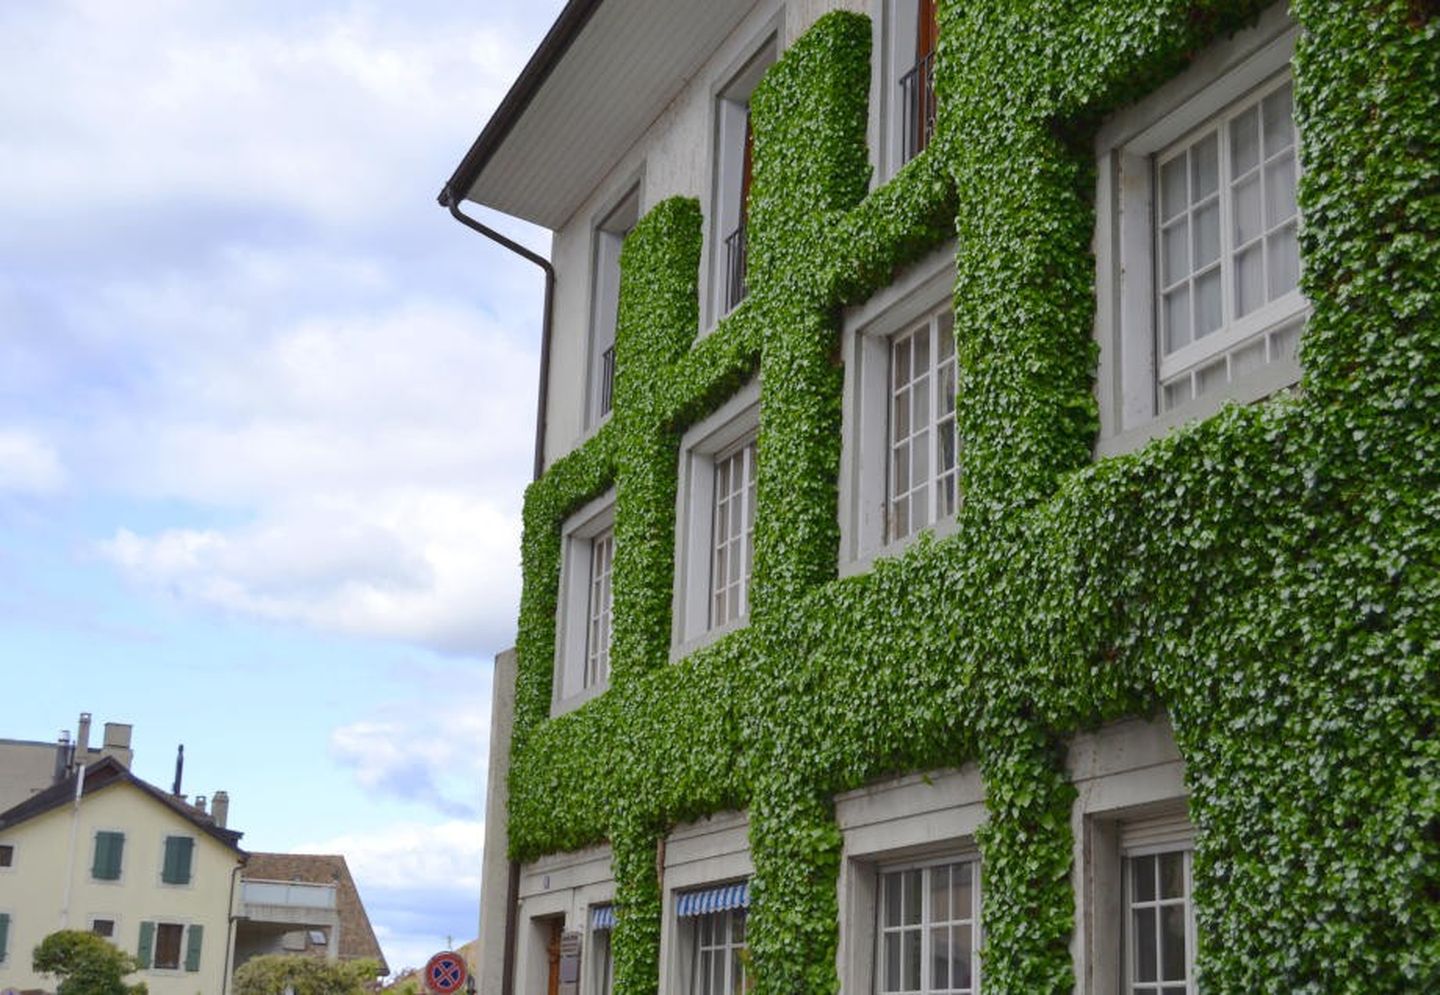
954, 922, 973, 990
903, 869, 923, 925
884, 932, 901, 991
912, 328, 929, 376
1196, 355, 1229, 397
1230, 106, 1260, 176
932, 927, 950, 989
1162, 220, 1190, 286
893, 388, 910, 438
1262, 82, 1295, 157
951, 862, 973, 922
1193, 201, 1220, 268
893, 339, 910, 391
1160, 155, 1187, 221
1194, 267, 1223, 338
912, 431, 929, 490
1133, 908, 1158, 983
1132, 855, 1156, 902
885, 872, 902, 927
1234, 243, 1265, 317
1265, 152, 1298, 229
929, 864, 949, 922
903, 929, 922, 991
1159, 851, 1186, 899
1160, 904, 1188, 981
1190, 132, 1219, 201
712, 945, 725, 994
1232, 337, 1267, 378
1268, 224, 1300, 300
1233, 174, 1262, 245
1163, 287, 1190, 354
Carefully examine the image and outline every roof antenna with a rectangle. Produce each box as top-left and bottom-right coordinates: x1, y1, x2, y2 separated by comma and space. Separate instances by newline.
172, 744, 184, 796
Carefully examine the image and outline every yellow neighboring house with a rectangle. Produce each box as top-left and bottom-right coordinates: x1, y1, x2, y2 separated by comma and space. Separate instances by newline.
0, 755, 245, 995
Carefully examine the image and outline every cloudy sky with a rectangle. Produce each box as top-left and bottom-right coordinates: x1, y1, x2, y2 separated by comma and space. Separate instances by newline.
1, 0, 565, 974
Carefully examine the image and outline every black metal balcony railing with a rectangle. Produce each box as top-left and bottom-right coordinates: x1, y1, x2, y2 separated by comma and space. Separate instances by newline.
899, 50, 937, 164
599, 344, 615, 416
723, 222, 748, 313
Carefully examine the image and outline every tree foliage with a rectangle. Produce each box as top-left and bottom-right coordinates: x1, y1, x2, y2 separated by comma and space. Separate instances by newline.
232, 954, 382, 995
32, 929, 148, 995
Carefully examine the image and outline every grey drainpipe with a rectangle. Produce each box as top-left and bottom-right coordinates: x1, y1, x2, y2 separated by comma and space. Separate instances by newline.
442, 188, 555, 483
442, 187, 548, 995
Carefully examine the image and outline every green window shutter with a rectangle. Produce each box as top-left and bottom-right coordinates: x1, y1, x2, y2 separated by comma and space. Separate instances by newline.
137, 921, 154, 968
92, 831, 124, 880
163, 836, 194, 885
184, 924, 204, 972
0, 911, 10, 963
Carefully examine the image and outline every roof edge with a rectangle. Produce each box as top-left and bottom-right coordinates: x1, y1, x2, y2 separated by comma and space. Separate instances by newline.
438, 0, 608, 210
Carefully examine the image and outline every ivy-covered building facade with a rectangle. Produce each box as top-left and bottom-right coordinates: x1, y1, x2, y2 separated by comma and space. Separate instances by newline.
439, 1, 1438, 992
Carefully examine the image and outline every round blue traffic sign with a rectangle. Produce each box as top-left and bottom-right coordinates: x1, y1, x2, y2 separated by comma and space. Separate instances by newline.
424, 951, 468, 994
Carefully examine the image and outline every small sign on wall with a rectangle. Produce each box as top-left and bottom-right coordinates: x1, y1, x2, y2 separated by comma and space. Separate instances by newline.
558, 930, 583, 994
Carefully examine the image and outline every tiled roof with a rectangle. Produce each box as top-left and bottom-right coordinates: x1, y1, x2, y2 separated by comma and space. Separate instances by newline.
243, 852, 389, 974
0, 755, 244, 851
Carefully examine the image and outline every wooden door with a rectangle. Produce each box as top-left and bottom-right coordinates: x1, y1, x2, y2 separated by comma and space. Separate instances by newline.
546, 920, 562, 995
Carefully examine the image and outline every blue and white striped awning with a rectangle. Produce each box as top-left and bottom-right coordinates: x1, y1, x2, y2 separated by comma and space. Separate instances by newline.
590, 904, 617, 931
676, 881, 749, 918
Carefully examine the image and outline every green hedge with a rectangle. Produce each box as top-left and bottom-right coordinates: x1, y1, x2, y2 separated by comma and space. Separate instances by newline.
505, 2, 1439, 992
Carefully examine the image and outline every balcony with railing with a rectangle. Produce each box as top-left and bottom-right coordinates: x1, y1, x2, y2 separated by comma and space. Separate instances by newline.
241, 879, 338, 925
899, 50, 937, 164
723, 222, 748, 313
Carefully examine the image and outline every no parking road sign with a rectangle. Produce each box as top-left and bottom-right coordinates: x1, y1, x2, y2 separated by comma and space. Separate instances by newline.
423, 950, 469, 994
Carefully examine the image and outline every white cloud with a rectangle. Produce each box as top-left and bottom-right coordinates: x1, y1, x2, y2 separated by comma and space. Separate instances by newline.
0, 429, 65, 494
296, 819, 485, 893
328, 687, 491, 816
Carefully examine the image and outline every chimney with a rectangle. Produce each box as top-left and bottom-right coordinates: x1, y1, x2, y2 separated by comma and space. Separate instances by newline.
172, 744, 184, 797
76, 712, 92, 759
53, 730, 72, 784
100, 723, 134, 768
211, 791, 230, 828
195, 795, 207, 814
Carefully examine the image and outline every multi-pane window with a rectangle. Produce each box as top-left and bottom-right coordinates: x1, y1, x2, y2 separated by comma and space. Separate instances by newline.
691, 908, 748, 995
0, 843, 12, 867
888, 311, 958, 543
1156, 76, 1301, 411
585, 530, 614, 688
91, 918, 116, 938
710, 439, 757, 627
1125, 849, 1195, 994
878, 859, 979, 994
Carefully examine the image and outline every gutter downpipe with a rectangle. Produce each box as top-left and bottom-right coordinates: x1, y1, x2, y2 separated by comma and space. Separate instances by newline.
442, 189, 555, 483
442, 187, 549, 995
60, 762, 86, 930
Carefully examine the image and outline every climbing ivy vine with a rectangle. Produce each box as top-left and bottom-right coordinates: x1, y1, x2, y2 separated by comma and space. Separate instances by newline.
505, 2, 1439, 992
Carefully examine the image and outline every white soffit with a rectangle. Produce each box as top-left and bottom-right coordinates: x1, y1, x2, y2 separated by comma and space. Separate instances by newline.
464, 0, 758, 229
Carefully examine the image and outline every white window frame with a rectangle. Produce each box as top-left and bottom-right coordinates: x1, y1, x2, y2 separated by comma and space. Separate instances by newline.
708, 37, 776, 327
875, 854, 981, 995
683, 905, 749, 995
1093, 3, 1302, 456
885, 308, 959, 546
673, 380, 760, 655
839, 243, 957, 574
554, 490, 617, 714
1122, 835, 1197, 995
587, 182, 642, 429
708, 437, 758, 631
